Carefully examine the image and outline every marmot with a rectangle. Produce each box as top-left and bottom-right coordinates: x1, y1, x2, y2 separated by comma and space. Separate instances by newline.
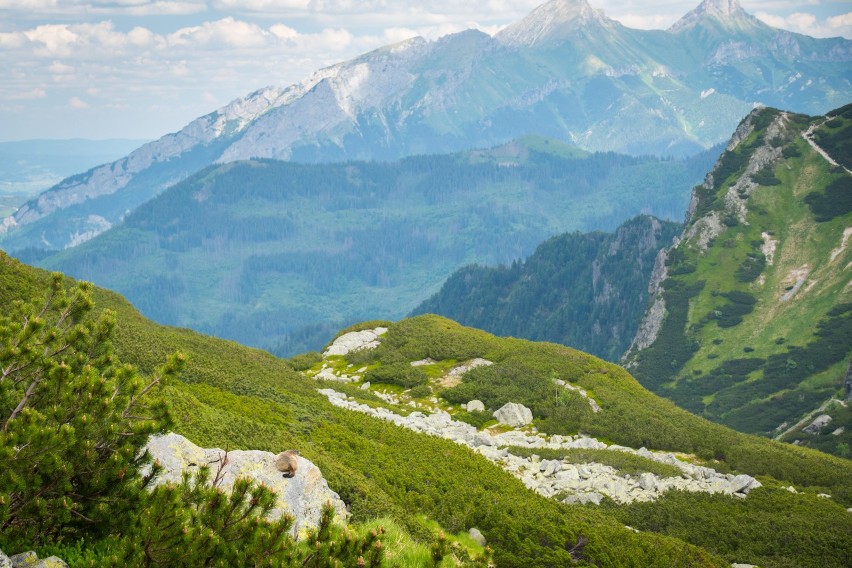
275, 449, 299, 478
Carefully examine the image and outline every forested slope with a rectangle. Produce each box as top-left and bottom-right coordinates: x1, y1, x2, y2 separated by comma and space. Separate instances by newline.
32, 139, 714, 357
626, 104, 852, 456
413, 215, 679, 361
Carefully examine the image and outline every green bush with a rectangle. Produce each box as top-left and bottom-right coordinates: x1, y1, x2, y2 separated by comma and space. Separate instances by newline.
364, 363, 428, 388
0, 274, 182, 544
454, 410, 493, 429
408, 385, 432, 399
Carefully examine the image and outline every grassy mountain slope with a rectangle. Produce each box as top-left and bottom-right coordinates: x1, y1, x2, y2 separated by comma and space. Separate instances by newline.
31, 140, 714, 357
626, 104, 852, 456
412, 215, 680, 361
2, 251, 851, 566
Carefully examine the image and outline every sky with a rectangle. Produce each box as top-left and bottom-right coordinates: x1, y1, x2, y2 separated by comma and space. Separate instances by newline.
1, 0, 850, 142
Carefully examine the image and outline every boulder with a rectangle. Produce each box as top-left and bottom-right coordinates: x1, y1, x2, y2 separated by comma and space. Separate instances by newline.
730, 474, 759, 493
803, 414, 832, 435
143, 432, 347, 537
448, 358, 493, 377
323, 328, 388, 357
472, 432, 496, 447
468, 527, 487, 547
638, 473, 657, 492
3, 552, 67, 568
466, 399, 486, 412
493, 402, 533, 427
360, 381, 371, 390
8, 553, 36, 566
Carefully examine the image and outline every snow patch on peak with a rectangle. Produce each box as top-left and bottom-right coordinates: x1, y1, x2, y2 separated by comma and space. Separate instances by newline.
696, 0, 744, 18
496, 0, 610, 47
211, 86, 288, 137
669, 0, 759, 33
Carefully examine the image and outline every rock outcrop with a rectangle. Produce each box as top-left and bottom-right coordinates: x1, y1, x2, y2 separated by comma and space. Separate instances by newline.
318, 388, 762, 505
0, 550, 67, 568
802, 414, 832, 435
493, 402, 534, 427
323, 327, 388, 357
143, 433, 347, 537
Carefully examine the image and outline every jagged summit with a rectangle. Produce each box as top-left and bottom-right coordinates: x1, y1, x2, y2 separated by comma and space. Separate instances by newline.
495, 0, 614, 47
670, 0, 762, 33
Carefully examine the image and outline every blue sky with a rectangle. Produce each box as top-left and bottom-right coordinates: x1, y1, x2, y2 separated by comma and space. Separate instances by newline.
1, 0, 850, 142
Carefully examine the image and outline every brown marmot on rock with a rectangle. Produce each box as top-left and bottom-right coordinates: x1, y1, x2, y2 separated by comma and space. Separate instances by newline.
275, 449, 299, 478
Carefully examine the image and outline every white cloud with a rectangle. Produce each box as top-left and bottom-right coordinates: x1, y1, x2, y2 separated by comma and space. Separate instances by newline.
826, 12, 852, 37
0, 0, 205, 16
25, 25, 81, 57
49, 60, 75, 74
69, 96, 89, 109
0, 0, 849, 141
5, 88, 47, 100
755, 10, 852, 38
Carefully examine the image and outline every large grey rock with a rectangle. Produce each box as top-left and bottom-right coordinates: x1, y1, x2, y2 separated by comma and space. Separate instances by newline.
468, 527, 487, 547
803, 414, 832, 434
730, 474, 759, 493
143, 432, 347, 537
0, 551, 11, 568
323, 328, 388, 356
9, 552, 37, 567
638, 473, 657, 492
448, 358, 493, 377
493, 402, 533, 427
32, 558, 67, 568
466, 399, 486, 412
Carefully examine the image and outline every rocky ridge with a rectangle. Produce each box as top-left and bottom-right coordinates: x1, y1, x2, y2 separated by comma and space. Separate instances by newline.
314, 328, 762, 506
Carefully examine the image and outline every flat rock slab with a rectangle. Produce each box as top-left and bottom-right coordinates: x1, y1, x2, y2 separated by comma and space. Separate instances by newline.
324, 328, 388, 356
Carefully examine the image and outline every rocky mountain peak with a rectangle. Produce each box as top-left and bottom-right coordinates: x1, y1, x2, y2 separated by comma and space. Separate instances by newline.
495, 0, 612, 47
669, 0, 759, 33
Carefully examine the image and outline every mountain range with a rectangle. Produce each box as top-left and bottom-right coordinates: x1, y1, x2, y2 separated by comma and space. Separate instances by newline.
30, 139, 714, 356
1, 0, 849, 253
0, 138, 148, 217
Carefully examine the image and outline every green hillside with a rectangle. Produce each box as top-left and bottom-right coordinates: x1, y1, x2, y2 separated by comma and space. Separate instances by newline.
626, 104, 852, 456
412, 215, 680, 361
30, 140, 714, 357
2, 252, 851, 566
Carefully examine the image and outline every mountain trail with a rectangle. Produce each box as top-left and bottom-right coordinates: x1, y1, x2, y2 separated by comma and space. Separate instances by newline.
802, 121, 852, 175
830, 227, 852, 262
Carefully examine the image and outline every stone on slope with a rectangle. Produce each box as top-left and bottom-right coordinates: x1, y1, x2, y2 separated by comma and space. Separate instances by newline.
323, 328, 388, 356
467, 399, 486, 412
803, 414, 832, 435
468, 527, 487, 547
143, 432, 347, 537
493, 402, 534, 427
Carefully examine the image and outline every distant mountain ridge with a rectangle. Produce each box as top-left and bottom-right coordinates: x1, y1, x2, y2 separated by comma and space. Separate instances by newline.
1, 0, 849, 252
31, 138, 715, 356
